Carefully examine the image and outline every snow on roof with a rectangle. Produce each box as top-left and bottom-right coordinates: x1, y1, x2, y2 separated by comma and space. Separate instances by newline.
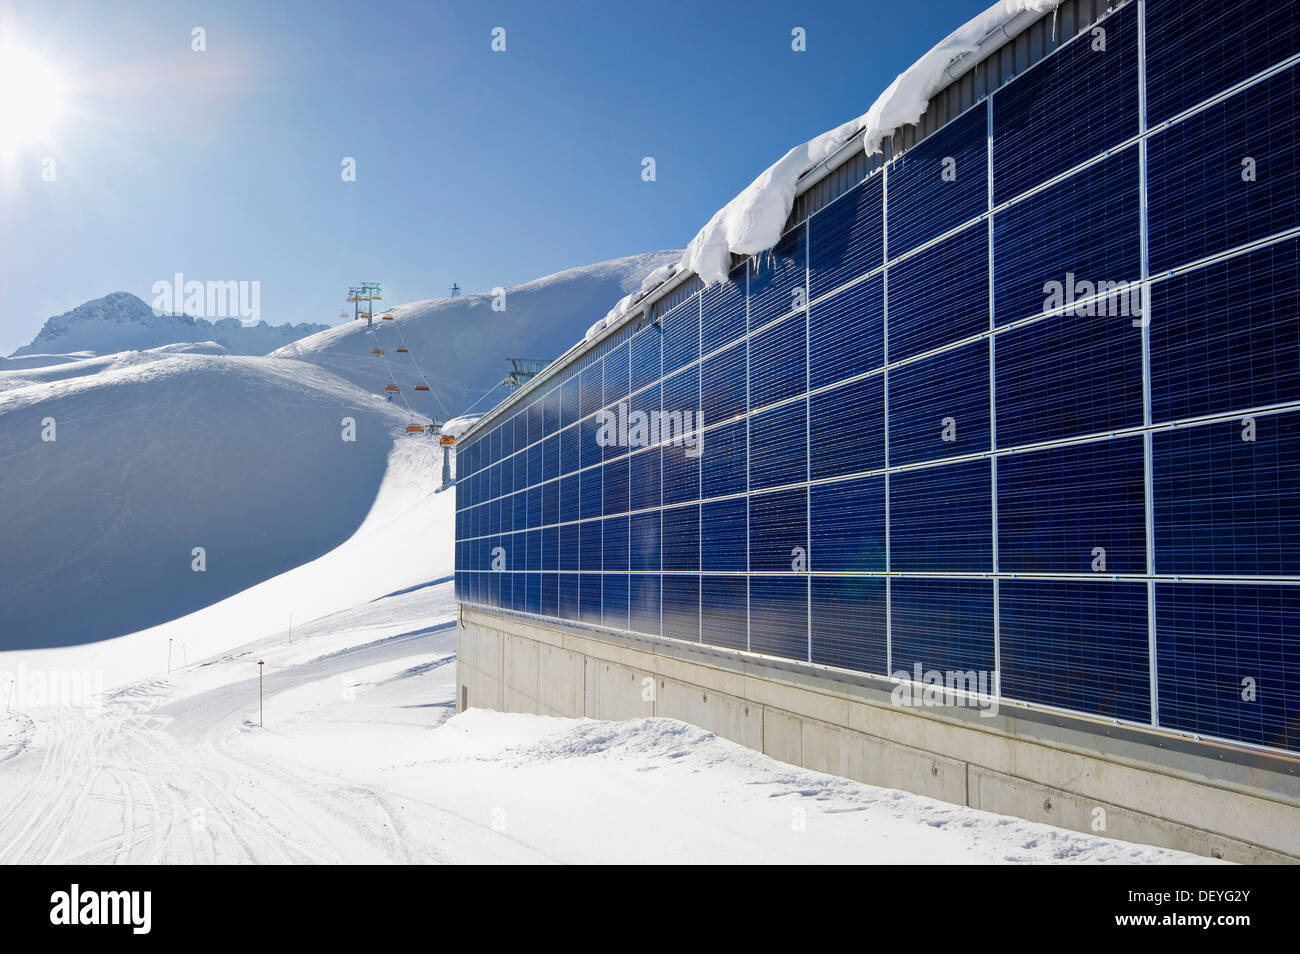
680, 0, 1062, 285
440, 414, 483, 438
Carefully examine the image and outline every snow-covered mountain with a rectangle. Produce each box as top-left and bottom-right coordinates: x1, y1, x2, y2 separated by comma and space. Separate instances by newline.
276, 250, 681, 415
11, 292, 330, 358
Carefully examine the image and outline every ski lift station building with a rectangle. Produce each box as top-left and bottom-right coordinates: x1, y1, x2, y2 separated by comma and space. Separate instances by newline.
451, 0, 1300, 861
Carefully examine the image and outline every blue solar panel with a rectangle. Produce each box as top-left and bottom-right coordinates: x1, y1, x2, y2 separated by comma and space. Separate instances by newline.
887, 103, 988, 257
809, 375, 885, 481
995, 306, 1143, 448
888, 223, 989, 362
604, 341, 630, 406
701, 419, 746, 499
631, 324, 661, 393
630, 510, 660, 571
809, 272, 883, 390
662, 295, 700, 376
702, 497, 747, 571
993, 148, 1140, 327
810, 575, 887, 674
992, 2, 1138, 205
748, 399, 806, 491
661, 441, 700, 505
1154, 412, 1300, 576
701, 265, 748, 354
810, 475, 886, 572
749, 313, 806, 410
997, 436, 1147, 574
1148, 66, 1300, 275
890, 577, 995, 676
603, 573, 629, 630
1156, 582, 1300, 751
700, 342, 746, 426
701, 575, 748, 651
662, 504, 700, 571
629, 574, 660, 635
1146, 0, 1300, 127
662, 574, 700, 641
1151, 237, 1300, 423
749, 225, 806, 331
888, 340, 990, 466
603, 457, 628, 516
579, 519, 600, 571
749, 576, 807, 659
749, 487, 807, 572
809, 173, 883, 299
890, 459, 993, 572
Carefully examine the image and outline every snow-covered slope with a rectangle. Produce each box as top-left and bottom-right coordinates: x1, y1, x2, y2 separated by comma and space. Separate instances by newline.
275, 250, 680, 413
11, 292, 329, 358
0, 351, 409, 649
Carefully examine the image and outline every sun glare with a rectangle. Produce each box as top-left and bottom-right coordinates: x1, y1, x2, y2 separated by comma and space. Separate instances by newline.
0, 44, 66, 152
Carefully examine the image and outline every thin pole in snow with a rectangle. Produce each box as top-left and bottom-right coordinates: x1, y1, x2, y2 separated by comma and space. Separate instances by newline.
168, 638, 173, 674
258, 660, 265, 727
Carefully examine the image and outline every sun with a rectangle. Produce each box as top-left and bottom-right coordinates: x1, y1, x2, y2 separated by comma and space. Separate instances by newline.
0, 44, 66, 152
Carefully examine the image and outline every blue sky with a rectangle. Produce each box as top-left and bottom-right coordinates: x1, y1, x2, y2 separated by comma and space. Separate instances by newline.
0, 0, 984, 354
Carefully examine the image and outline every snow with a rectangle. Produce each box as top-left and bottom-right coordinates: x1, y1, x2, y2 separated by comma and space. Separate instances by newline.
276, 250, 680, 410
440, 414, 482, 439
678, 0, 1061, 285
0, 350, 412, 650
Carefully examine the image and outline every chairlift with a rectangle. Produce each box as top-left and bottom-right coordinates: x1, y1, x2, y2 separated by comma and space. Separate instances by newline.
385, 385, 400, 392
371, 348, 383, 355
381, 314, 394, 321
406, 425, 425, 433
414, 384, 430, 391
395, 346, 408, 353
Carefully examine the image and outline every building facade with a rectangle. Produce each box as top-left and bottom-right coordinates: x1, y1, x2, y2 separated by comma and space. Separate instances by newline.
455, 0, 1300, 762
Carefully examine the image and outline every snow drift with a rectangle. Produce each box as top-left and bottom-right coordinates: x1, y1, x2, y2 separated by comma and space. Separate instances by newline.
0, 352, 408, 649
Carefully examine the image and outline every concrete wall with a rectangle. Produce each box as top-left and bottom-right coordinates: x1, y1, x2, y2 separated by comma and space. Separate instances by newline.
457, 605, 1300, 863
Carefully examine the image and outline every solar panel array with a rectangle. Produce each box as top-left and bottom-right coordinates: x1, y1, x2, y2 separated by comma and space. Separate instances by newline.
454, 0, 1300, 754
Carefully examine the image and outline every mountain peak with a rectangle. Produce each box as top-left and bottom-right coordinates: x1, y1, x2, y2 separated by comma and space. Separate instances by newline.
12, 292, 328, 357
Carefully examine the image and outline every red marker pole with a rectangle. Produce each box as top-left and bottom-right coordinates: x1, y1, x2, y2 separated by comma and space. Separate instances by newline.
258, 660, 264, 727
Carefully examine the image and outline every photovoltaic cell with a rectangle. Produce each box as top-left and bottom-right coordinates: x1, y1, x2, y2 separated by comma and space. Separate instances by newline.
1148, 66, 1300, 275
1153, 412, 1300, 577
993, 148, 1140, 327
1151, 237, 1300, 422
997, 436, 1147, 574
1146, 0, 1300, 127
887, 103, 988, 257
887, 222, 990, 362
1156, 582, 1300, 751
992, 2, 1138, 205
890, 577, 995, 676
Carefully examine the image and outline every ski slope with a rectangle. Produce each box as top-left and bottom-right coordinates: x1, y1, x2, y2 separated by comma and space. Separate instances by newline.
274, 250, 680, 413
